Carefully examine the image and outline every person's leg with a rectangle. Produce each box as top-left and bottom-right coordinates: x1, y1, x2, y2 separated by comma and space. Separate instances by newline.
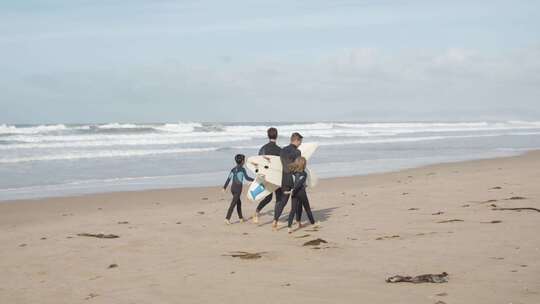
236, 195, 243, 221
226, 195, 237, 221
256, 193, 273, 213
274, 188, 282, 204
274, 188, 291, 221
288, 196, 300, 228
296, 201, 303, 223
301, 193, 316, 225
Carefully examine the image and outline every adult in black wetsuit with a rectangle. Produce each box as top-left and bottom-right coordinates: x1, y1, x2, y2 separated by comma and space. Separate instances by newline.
253, 127, 282, 223
223, 154, 254, 224
272, 132, 303, 229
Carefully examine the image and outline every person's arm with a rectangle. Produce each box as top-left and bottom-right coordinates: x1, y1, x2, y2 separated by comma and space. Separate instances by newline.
223, 170, 233, 189
258, 146, 265, 156
242, 167, 254, 182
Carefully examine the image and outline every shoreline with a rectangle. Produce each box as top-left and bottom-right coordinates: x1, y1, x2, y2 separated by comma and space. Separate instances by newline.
1, 149, 534, 204
1, 150, 539, 303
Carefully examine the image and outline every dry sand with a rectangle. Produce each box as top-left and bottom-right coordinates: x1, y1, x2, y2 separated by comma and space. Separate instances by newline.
1, 151, 539, 304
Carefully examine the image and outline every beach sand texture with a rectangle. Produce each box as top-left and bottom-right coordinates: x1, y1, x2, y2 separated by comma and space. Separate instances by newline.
1, 151, 539, 304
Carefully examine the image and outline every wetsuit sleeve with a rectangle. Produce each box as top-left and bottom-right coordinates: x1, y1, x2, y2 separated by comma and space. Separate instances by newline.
258, 146, 265, 156
223, 170, 233, 189
242, 167, 254, 182
292, 173, 307, 193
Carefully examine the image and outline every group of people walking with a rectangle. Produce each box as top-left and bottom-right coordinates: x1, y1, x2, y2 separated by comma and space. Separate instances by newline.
223, 128, 316, 233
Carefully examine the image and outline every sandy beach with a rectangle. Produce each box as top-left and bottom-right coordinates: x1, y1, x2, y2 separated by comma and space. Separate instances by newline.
1, 151, 539, 304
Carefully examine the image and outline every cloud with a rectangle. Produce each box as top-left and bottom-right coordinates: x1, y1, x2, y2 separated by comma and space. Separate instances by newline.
2, 46, 538, 123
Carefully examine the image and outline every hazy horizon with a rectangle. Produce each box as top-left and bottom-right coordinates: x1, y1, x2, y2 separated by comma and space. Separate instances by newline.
1, 1, 539, 124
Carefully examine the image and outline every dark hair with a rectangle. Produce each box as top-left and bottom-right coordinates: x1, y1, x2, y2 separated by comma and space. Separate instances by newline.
267, 127, 278, 140
290, 132, 303, 141
235, 154, 245, 165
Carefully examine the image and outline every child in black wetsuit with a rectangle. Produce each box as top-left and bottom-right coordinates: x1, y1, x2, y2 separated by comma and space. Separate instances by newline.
223, 154, 254, 224
286, 156, 316, 233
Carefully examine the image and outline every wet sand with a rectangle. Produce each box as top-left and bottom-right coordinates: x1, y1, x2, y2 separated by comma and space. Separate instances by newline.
1, 151, 539, 304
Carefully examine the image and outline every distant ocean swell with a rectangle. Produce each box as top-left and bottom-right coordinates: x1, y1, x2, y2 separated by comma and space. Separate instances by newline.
1, 121, 540, 164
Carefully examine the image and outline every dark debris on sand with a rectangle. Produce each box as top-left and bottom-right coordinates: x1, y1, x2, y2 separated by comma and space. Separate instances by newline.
505, 196, 526, 200
85, 293, 99, 300
223, 251, 266, 260
437, 219, 463, 223
77, 233, 119, 239
108, 264, 118, 269
303, 238, 328, 246
386, 272, 448, 284
492, 207, 540, 213
376, 235, 400, 240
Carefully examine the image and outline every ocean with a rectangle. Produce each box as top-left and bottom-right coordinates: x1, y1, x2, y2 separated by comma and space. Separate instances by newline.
1, 121, 540, 201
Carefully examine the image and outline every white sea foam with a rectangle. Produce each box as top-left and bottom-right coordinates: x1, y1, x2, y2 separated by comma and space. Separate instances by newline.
97, 123, 141, 129
0, 124, 67, 134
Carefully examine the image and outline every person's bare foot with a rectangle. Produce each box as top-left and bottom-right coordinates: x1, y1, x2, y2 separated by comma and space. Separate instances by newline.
253, 213, 259, 224
225, 219, 231, 225
288, 227, 292, 234
296, 221, 303, 229
239, 218, 245, 223
272, 220, 278, 231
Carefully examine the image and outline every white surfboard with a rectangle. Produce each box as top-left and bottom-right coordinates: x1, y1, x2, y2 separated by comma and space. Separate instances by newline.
245, 155, 282, 186
246, 143, 319, 202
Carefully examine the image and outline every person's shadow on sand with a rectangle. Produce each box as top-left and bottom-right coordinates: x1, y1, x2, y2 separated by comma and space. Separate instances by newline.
257, 207, 339, 227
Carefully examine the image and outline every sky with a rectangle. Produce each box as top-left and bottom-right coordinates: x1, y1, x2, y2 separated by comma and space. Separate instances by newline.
0, 0, 539, 123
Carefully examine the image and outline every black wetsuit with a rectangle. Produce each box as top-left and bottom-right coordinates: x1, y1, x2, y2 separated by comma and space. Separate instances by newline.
223, 165, 254, 220
274, 143, 301, 221
287, 171, 315, 227
255, 141, 282, 213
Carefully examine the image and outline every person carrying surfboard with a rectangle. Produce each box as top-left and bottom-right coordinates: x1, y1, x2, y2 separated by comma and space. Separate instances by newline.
272, 132, 303, 230
223, 154, 254, 224
252, 127, 282, 224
